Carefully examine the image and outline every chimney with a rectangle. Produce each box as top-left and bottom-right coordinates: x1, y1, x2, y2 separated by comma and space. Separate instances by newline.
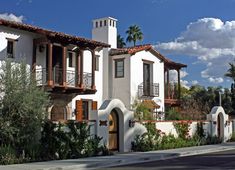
92, 17, 117, 48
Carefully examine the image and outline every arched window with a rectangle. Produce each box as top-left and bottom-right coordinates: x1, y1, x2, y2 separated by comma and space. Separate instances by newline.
51, 105, 67, 121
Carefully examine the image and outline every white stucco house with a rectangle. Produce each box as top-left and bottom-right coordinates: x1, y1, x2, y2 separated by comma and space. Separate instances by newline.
0, 17, 188, 152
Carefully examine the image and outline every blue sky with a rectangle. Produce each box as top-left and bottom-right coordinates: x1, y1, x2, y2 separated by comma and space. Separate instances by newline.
1, 0, 235, 88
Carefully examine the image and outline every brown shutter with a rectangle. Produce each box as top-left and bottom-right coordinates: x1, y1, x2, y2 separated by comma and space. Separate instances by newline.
76, 100, 83, 121
92, 101, 98, 110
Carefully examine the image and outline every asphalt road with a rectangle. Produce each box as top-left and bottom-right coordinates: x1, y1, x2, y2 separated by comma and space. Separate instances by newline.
98, 149, 235, 170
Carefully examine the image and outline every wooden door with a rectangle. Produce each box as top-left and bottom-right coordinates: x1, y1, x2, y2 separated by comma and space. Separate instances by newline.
109, 110, 119, 151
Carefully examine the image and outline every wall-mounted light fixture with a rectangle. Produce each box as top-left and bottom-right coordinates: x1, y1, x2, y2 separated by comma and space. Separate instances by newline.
129, 119, 135, 128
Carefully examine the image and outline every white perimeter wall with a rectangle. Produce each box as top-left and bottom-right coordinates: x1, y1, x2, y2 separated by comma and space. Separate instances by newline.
154, 121, 210, 137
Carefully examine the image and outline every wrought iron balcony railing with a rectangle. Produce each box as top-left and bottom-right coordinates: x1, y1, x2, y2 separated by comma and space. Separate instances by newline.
35, 68, 92, 89
138, 82, 159, 98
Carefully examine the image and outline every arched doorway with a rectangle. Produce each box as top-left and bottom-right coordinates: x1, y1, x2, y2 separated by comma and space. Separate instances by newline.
217, 112, 224, 139
108, 109, 119, 151
51, 105, 68, 121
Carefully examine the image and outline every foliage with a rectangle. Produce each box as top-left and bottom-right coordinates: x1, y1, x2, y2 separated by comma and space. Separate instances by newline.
132, 122, 160, 151
173, 121, 191, 140
165, 108, 182, 120
0, 59, 49, 159
0, 145, 18, 165
126, 25, 143, 46
132, 121, 222, 152
225, 61, 235, 82
40, 120, 106, 160
180, 85, 232, 120
132, 100, 153, 121
229, 132, 235, 142
117, 34, 126, 48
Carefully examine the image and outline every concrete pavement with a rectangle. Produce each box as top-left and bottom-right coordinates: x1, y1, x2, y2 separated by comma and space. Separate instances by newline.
1, 142, 235, 170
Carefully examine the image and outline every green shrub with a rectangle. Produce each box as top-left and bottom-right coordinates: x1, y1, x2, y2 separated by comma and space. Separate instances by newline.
40, 120, 105, 160
0, 145, 16, 165
229, 132, 235, 142
173, 121, 191, 139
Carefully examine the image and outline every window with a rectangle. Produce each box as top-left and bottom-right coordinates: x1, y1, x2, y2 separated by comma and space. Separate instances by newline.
7, 40, 14, 58
95, 55, 99, 71
115, 59, 124, 78
76, 100, 97, 121
96, 21, 98, 28
100, 20, 102, 27
82, 101, 89, 120
110, 20, 112, 26
104, 20, 107, 26
68, 52, 75, 67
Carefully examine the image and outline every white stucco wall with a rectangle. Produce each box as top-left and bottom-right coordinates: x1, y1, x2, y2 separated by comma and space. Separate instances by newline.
130, 50, 165, 111
70, 49, 104, 120
110, 51, 165, 111
97, 99, 136, 152
207, 106, 232, 142
154, 121, 209, 137
111, 54, 131, 108
92, 17, 117, 49
0, 26, 39, 66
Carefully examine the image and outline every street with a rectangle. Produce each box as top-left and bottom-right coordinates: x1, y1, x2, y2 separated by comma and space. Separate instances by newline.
98, 149, 235, 170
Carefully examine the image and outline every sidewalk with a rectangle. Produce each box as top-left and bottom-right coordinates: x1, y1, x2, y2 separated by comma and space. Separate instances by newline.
1, 142, 235, 170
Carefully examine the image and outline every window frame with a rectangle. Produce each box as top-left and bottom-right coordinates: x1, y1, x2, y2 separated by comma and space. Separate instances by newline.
6, 39, 15, 58
67, 51, 75, 68
114, 58, 125, 78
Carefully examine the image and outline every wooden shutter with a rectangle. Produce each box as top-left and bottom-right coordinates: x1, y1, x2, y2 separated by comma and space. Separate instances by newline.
76, 100, 83, 121
92, 101, 98, 110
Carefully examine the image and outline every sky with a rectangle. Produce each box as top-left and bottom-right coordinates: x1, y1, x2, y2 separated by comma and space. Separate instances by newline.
1, 0, 235, 88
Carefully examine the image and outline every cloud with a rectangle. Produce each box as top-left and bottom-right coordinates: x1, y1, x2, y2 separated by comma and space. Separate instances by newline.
0, 13, 24, 23
155, 18, 235, 85
169, 70, 188, 83
191, 80, 199, 85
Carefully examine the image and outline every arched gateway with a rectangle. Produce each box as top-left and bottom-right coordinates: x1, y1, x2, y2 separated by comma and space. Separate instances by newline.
97, 99, 137, 152
207, 106, 230, 142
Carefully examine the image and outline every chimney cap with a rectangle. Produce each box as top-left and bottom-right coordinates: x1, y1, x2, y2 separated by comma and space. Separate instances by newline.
92, 17, 118, 22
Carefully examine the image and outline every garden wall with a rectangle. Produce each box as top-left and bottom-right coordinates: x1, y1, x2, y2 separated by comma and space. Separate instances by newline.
137, 120, 210, 138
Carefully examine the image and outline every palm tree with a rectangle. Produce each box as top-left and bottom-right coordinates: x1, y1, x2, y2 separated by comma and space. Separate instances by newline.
126, 25, 143, 46
225, 61, 235, 114
225, 62, 235, 82
117, 34, 126, 48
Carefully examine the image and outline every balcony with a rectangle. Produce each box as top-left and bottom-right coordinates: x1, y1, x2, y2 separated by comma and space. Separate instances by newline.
164, 83, 181, 106
36, 68, 94, 93
138, 82, 159, 98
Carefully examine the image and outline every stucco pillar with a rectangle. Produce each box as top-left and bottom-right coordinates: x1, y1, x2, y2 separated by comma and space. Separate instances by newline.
47, 43, 53, 86
79, 50, 84, 88
91, 49, 96, 90
75, 50, 80, 87
62, 46, 67, 86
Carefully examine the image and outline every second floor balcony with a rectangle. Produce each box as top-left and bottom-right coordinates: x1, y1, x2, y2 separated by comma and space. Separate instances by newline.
138, 82, 159, 98
36, 68, 94, 93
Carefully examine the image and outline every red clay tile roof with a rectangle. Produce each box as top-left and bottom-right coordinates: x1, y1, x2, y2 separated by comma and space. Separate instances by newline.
110, 44, 187, 69
0, 19, 110, 48
109, 44, 152, 55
